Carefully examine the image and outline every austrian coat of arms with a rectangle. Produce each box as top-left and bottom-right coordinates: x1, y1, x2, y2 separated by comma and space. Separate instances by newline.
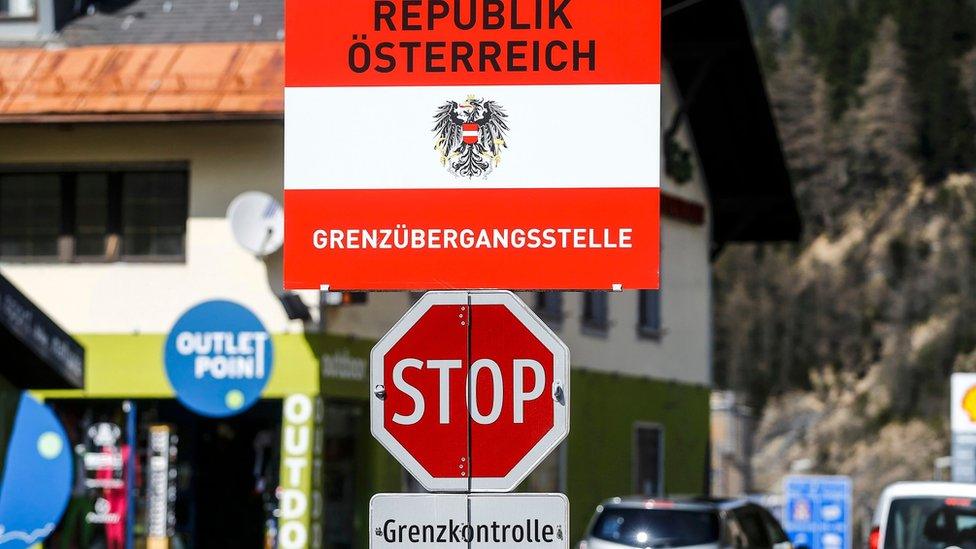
432, 95, 509, 178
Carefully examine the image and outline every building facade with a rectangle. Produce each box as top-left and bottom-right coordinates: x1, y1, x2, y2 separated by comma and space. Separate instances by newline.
0, 83, 711, 548
0, 0, 799, 546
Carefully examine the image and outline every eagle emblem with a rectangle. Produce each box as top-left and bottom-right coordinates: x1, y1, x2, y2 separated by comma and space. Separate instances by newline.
433, 95, 509, 178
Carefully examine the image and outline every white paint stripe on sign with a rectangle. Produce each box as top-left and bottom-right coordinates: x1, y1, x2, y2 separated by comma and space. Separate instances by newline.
284, 84, 661, 190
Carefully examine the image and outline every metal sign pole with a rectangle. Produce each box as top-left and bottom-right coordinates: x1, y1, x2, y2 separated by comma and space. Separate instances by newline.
124, 400, 136, 549
368, 291, 571, 547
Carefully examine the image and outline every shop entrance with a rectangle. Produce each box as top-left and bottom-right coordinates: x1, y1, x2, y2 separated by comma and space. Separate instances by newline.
46, 398, 282, 549
158, 400, 281, 548
323, 399, 365, 549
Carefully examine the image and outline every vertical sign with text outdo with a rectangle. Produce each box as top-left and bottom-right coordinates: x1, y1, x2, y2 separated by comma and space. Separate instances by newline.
278, 394, 318, 549
284, 0, 661, 291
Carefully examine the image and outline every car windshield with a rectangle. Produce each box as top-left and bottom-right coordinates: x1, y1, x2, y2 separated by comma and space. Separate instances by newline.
884, 497, 976, 549
591, 507, 720, 548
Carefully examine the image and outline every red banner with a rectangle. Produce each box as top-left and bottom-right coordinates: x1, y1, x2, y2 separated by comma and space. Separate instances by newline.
284, 187, 659, 290
286, 0, 661, 87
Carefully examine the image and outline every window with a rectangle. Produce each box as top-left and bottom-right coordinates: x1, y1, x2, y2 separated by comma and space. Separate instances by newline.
121, 172, 187, 258
883, 497, 976, 549
0, 167, 188, 262
582, 291, 609, 331
0, 0, 36, 18
322, 401, 364, 547
639, 290, 662, 337
402, 469, 427, 493
74, 173, 110, 257
0, 174, 61, 258
633, 423, 664, 496
525, 441, 565, 492
535, 292, 563, 324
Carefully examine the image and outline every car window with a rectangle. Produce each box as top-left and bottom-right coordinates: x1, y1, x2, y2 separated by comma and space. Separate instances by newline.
590, 507, 721, 548
732, 506, 772, 549
885, 497, 976, 549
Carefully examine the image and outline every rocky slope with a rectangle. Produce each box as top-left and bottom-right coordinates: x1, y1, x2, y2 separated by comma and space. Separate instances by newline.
722, 174, 976, 532
718, 0, 976, 534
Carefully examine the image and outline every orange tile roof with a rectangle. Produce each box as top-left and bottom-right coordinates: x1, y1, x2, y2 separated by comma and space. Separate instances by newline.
0, 42, 283, 122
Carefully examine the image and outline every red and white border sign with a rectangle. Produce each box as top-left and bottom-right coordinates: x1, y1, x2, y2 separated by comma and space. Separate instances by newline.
284, 0, 661, 290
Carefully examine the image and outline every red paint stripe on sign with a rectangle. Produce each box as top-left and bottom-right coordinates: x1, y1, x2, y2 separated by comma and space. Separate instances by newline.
283, 187, 660, 290
285, 0, 661, 87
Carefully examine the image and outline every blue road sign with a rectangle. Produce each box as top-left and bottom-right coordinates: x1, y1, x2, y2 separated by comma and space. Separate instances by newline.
164, 300, 274, 417
782, 475, 852, 549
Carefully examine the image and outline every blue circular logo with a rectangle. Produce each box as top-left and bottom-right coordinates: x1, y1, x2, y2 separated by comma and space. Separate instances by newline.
164, 300, 273, 417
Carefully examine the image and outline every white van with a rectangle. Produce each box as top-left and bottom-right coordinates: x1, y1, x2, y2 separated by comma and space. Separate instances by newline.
870, 482, 976, 549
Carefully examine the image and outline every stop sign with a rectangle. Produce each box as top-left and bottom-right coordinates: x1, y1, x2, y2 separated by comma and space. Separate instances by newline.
370, 291, 569, 492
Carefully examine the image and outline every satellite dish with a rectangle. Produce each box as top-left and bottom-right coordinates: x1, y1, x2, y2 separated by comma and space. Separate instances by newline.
227, 191, 285, 256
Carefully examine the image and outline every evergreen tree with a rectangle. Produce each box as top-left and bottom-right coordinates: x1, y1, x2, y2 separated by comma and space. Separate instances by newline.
768, 36, 849, 233
794, 0, 885, 119
849, 17, 918, 188
894, 0, 976, 181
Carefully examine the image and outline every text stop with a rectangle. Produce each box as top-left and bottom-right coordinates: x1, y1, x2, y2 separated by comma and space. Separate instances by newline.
392, 358, 546, 425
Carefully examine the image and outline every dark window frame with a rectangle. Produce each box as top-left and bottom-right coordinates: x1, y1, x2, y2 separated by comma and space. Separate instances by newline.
638, 289, 663, 340
632, 422, 665, 497
582, 291, 609, 334
0, 0, 39, 22
0, 172, 62, 260
0, 163, 189, 264
535, 291, 564, 326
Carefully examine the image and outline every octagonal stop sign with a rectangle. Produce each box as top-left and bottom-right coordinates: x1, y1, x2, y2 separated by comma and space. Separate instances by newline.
370, 291, 570, 492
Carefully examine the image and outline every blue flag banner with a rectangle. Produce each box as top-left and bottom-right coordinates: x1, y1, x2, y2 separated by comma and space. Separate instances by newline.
0, 392, 72, 548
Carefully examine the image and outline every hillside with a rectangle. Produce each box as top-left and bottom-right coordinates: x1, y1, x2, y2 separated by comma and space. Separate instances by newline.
717, 0, 976, 532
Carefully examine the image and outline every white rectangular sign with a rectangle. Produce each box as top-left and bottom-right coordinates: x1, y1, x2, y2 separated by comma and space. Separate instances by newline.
286, 85, 660, 190
369, 493, 569, 548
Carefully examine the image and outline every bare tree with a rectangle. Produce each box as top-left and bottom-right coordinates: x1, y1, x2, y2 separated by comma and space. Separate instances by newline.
849, 17, 919, 189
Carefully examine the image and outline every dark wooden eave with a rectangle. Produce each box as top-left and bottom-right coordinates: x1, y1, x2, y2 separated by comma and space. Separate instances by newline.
664, 0, 802, 256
